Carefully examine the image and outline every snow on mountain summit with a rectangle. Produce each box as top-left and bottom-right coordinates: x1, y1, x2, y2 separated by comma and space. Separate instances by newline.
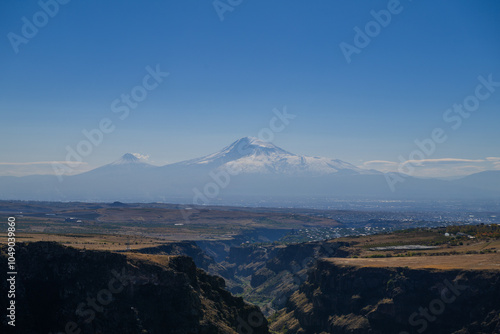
245, 136, 279, 149
103, 138, 378, 177
179, 137, 377, 176
179, 137, 292, 166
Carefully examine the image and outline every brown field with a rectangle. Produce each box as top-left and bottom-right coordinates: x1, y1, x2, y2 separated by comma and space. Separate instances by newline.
0, 201, 340, 244
331, 229, 500, 257
0, 202, 340, 250
124, 252, 174, 267
0, 232, 168, 251
328, 253, 500, 270
2, 201, 498, 275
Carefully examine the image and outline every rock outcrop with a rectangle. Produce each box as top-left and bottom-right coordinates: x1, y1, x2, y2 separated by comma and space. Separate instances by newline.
132, 241, 230, 279
0, 242, 269, 334
271, 259, 500, 334
246, 242, 349, 313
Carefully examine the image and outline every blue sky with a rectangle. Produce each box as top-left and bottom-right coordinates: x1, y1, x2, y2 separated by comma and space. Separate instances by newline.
1, 0, 499, 177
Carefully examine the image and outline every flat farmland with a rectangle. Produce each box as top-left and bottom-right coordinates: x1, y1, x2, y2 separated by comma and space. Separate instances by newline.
0, 201, 341, 247
328, 253, 500, 270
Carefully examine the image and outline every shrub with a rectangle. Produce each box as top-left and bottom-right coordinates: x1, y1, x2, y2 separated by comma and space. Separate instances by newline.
368, 254, 385, 258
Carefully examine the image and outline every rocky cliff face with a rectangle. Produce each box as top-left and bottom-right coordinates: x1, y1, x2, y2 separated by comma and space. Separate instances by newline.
0, 242, 269, 334
133, 241, 230, 279
236, 241, 350, 314
271, 259, 500, 334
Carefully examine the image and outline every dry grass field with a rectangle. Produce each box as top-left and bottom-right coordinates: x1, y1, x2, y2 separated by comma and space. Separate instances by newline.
328, 253, 500, 270
124, 252, 175, 267
0, 232, 168, 251
331, 228, 500, 257
326, 226, 500, 271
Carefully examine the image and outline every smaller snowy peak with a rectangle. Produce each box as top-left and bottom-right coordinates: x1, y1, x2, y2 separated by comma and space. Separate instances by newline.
78, 153, 153, 176
111, 153, 141, 165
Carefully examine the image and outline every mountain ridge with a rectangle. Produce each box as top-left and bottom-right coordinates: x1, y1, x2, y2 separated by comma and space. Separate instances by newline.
0, 137, 499, 203
167, 136, 375, 176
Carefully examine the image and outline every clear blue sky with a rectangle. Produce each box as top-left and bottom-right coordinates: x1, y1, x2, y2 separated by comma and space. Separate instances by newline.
1, 0, 499, 177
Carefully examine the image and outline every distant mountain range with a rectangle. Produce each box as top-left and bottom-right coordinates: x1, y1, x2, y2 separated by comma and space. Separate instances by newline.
1, 137, 499, 205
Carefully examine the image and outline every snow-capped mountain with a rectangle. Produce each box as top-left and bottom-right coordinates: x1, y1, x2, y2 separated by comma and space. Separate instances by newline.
75, 153, 154, 178
0, 137, 499, 203
178, 137, 377, 176
102, 153, 153, 168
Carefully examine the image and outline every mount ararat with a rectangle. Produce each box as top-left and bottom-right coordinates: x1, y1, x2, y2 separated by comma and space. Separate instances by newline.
1, 137, 499, 205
